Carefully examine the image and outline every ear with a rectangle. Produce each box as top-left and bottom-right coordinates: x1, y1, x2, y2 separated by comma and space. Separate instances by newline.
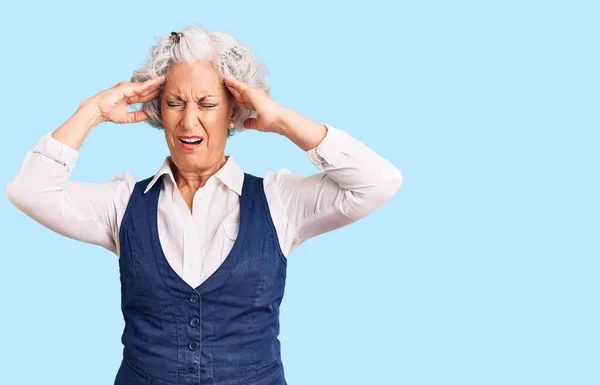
229, 103, 240, 121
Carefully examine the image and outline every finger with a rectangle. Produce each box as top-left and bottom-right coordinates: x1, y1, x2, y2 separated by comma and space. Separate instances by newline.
137, 89, 161, 103
126, 88, 160, 104
223, 77, 246, 91
142, 76, 166, 87
123, 86, 139, 98
147, 77, 166, 91
224, 80, 242, 95
243, 118, 257, 129
226, 86, 243, 103
136, 78, 164, 93
231, 96, 252, 110
127, 76, 165, 94
123, 83, 157, 98
226, 85, 243, 101
227, 87, 251, 108
150, 75, 166, 83
139, 85, 162, 97
223, 77, 237, 86
126, 110, 149, 124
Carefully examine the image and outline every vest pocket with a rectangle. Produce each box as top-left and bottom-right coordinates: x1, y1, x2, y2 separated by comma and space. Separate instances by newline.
222, 222, 240, 260
237, 359, 283, 385
123, 358, 153, 384
223, 222, 240, 240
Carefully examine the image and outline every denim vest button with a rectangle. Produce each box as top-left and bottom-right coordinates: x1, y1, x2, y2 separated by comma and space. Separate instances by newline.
119, 175, 288, 384
189, 317, 200, 327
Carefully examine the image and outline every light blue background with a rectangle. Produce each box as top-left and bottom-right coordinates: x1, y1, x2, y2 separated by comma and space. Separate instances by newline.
0, 1, 598, 384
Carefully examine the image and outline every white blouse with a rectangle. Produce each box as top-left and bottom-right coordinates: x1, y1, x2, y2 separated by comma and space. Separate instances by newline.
5, 124, 403, 288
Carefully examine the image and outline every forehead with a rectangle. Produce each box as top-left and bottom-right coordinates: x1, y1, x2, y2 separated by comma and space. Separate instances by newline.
163, 61, 223, 94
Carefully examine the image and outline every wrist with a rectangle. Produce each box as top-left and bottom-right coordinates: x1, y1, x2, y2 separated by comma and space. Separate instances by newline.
78, 100, 104, 127
51, 101, 103, 151
273, 106, 295, 137
272, 107, 327, 152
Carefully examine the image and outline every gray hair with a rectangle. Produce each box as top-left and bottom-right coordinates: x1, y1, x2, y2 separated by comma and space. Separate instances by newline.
130, 24, 269, 136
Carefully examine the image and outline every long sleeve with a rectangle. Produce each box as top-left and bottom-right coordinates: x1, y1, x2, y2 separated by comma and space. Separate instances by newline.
267, 124, 403, 253
5, 133, 136, 254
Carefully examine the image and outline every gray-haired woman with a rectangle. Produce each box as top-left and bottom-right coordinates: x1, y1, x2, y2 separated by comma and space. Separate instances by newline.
6, 25, 402, 385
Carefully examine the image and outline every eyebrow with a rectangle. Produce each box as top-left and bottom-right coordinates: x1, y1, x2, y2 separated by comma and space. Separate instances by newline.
166, 93, 218, 101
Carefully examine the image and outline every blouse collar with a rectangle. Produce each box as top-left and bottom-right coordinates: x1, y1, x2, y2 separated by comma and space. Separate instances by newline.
143, 155, 244, 196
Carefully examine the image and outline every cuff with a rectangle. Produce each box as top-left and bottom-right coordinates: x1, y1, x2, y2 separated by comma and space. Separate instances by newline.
33, 132, 80, 171
307, 124, 349, 167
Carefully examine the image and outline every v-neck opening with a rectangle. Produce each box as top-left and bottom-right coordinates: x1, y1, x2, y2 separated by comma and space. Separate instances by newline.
149, 174, 250, 295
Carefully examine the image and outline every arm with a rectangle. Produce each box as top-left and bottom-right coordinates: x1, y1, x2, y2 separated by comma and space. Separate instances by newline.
273, 108, 403, 251
222, 78, 402, 251
5, 104, 135, 254
5, 77, 163, 254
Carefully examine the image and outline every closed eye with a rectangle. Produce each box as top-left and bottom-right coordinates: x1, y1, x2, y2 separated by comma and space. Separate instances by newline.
166, 103, 217, 108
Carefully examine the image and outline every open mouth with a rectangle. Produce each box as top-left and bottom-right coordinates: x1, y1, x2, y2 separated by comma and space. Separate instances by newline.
179, 138, 203, 145
178, 137, 204, 150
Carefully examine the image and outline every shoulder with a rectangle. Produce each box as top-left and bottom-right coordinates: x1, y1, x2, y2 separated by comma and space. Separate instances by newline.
236, 168, 296, 203
109, 171, 138, 191
243, 169, 296, 189
261, 167, 304, 206
105, 171, 139, 209
263, 167, 296, 187
262, 167, 302, 196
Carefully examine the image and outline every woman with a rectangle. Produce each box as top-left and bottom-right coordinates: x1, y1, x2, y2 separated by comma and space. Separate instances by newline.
6, 25, 402, 385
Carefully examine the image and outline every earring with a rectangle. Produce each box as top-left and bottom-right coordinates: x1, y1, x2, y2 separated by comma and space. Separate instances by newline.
229, 122, 235, 129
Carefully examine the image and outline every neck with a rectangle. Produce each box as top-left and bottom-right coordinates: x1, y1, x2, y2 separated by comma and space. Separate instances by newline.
171, 156, 227, 192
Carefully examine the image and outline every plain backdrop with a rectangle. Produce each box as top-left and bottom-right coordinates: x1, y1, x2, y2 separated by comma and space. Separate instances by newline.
0, 1, 598, 384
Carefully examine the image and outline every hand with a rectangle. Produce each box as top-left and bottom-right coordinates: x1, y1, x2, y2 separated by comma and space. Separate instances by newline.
223, 77, 285, 133
85, 76, 165, 124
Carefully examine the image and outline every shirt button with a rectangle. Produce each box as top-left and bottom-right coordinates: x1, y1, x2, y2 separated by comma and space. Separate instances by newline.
189, 341, 200, 351
187, 365, 198, 374
189, 317, 200, 327
189, 294, 199, 303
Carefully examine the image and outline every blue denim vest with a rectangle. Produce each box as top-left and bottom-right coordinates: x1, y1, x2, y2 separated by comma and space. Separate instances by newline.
114, 173, 288, 385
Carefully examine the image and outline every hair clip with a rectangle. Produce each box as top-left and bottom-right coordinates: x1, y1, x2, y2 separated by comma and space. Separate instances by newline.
230, 46, 242, 61
169, 32, 184, 43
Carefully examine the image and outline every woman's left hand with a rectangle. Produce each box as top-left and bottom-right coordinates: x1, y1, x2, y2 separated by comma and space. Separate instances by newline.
223, 77, 285, 134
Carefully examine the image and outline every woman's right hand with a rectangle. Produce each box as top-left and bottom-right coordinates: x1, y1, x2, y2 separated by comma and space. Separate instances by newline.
85, 76, 165, 124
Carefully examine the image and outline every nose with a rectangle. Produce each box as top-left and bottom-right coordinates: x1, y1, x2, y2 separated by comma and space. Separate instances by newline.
181, 105, 201, 130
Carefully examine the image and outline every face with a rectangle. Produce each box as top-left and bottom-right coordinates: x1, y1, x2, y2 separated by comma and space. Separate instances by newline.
160, 61, 233, 174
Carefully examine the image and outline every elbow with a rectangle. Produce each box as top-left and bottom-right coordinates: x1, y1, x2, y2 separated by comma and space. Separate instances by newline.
5, 179, 18, 206
5, 178, 37, 213
343, 167, 403, 219
375, 165, 403, 204
390, 167, 403, 197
